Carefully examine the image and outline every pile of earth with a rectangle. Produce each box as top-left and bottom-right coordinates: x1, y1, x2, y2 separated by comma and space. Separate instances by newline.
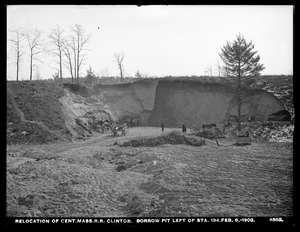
192, 127, 225, 140
121, 131, 206, 147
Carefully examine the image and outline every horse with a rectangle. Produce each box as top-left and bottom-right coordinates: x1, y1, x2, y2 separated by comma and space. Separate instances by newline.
112, 124, 127, 137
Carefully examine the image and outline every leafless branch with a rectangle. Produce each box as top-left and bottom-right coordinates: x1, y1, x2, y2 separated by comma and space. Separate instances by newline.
9, 29, 26, 81
48, 25, 65, 81
113, 52, 126, 82
24, 27, 44, 80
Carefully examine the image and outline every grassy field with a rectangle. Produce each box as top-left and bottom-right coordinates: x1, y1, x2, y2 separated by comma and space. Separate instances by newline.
7, 128, 293, 217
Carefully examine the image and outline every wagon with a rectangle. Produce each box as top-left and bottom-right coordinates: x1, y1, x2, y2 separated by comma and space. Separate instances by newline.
190, 124, 225, 139
235, 131, 251, 145
100, 122, 113, 133
236, 136, 251, 145
112, 124, 127, 137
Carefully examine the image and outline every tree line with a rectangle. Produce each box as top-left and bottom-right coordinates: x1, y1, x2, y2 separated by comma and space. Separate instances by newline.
10, 28, 266, 131
9, 25, 92, 83
9, 24, 133, 84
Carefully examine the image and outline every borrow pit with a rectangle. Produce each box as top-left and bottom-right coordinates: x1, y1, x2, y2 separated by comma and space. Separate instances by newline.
60, 79, 286, 140
7, 78, 290, 144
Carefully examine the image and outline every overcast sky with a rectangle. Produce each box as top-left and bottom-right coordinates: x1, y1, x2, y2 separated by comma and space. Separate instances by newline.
7, 5, 293, 80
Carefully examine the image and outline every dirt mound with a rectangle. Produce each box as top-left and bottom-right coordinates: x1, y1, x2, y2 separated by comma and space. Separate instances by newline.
7, 81, 71, 144
121, 131, 206, 147
193, 128, 225, 140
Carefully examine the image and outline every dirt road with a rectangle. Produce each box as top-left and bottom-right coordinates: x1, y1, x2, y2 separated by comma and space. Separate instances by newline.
10, 127, 181, 154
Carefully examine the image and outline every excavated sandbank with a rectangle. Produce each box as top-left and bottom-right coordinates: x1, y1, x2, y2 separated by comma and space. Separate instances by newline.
59, 79, 285, 136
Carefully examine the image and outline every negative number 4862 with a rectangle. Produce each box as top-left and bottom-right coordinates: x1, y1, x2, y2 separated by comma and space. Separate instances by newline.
270, 218, 284, 222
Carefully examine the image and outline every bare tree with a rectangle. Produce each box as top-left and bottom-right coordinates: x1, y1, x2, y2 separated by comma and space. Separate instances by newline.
9, 29, 25, 81
100, 67, 110, 85
113, 52, 125, 83
71, 36, 77, 80
100, 67, 110, 78
62, 40, 74, 82
35, 65, 42, 80
48, 26, 65, 82
204, 65, 212, 76
63, 25, 90, 84
24, 28, 44, 81
62, 36, 80, 83
71, 24, 91, 84
215, 61, 221, 77
215, 61, 229, 77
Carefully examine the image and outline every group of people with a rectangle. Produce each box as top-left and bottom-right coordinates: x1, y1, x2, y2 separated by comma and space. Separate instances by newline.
161, 123, 187, 134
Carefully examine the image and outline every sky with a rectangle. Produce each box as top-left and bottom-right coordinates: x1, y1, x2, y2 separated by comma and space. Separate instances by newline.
7, 5, 293, 80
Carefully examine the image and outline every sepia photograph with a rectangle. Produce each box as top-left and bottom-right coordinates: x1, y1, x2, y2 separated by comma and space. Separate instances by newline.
6, 4, 293, 228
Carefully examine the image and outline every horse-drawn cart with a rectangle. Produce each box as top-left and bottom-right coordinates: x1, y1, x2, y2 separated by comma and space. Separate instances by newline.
112, 124, 127, 137
236, 131, 251, 145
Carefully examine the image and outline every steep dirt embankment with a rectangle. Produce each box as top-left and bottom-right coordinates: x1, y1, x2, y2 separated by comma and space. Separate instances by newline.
148, 81, 285, 128
59, 80, 158, 137
94, 80, 158, 124
60, 80, 285, 133
7, 82, 70, 144
149, 81, 233, 127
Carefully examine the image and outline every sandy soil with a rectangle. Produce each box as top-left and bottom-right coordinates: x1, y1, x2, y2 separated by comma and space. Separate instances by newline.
7, 127, 293, 217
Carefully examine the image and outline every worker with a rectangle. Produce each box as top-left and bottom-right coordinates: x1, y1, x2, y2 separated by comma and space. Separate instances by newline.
182, 124, 187, 134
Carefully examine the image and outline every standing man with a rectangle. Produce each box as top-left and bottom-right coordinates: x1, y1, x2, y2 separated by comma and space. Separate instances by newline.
182, 124, 187, 134
161, 123, 164, 132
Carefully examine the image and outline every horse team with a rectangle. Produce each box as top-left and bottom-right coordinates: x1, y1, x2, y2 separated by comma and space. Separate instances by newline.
98, 120, 127, 137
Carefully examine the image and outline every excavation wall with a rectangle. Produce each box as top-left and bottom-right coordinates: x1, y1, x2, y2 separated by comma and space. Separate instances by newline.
148, 81, 234, 127
148, 81, 284, 127
59, 80, 285, 134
